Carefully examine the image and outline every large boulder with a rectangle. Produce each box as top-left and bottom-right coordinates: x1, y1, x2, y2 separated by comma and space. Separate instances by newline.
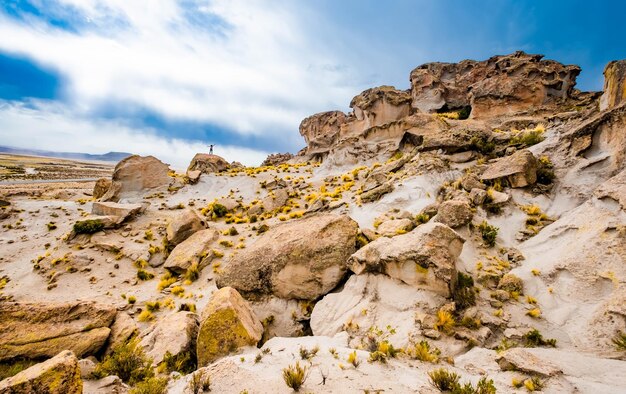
166, 209, 206, 246
0, 350, 82, 394
105, 312, 138, 355
0, 302, 115, 362
410, 51, 580, 118
187, 153, 230, 174
310, 274, 444, 348
497, 348, 562, 377
342, 86, 412, 137
196, 287, 263, 367
600, 60, 626, 111
299, 111, 347, 156
480, 149, 538, 188
434, 199, 473, 228
216, 214, 359, 300
140, 312, 199, 366
101, 155, 171, 202
93, 178, 111, 199
348, 222, 464, 297
164, 229, 219, 274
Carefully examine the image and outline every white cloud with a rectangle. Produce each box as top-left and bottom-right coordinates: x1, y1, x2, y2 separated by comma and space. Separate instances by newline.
0, 101, 268, 168
0, 0, 359, 137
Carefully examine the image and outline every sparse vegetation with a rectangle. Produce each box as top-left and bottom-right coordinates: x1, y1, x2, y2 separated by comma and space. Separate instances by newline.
454, 272, 477, 310
282, 361, 309, 392
611, 331, 626, 350
428, 368, 496, 393
434, 309, 455, 334
523, 329, 557, 347
129, 377, 168, 394
478, 221, 498, 247
137, 269, 155, 281
347, 351, 361, 368
524, 376, 543, 392
407, 340, 440, 363
93, 339, 154, 386
299, 346, 319, 360
73, 219, 105, 234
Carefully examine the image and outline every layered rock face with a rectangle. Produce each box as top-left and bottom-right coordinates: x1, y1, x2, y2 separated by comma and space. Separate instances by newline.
299, 111, 347, 156
0, 302, 115, 362
600, 60, 626, 110
411, 51, 580, 118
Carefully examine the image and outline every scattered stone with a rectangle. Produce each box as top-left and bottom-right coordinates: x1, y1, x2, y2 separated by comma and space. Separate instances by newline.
82, 376, 128, 394
360, 182, 393, 203
470, 188, 488, 205
78, 357, 96, 378
348, 222, 465, 297
196, 287, 263, 367
434, 199, 473, 228
497, 348, 562, 377
166, 209, 206, 246
480, 149, 538, 188
186, 170, 201, 184
0, 350, 82, 394
91, 201, 143, 220
217, 214, 358, 300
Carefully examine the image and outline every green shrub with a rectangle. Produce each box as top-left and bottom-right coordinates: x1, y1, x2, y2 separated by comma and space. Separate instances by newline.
185, 262, 200, 282
73, 219, 105, 234
523, 329, 557, 347
428, 368, 460, 391
212, 203, 228, 218
509, 128, 545, 147
189, 370, 211, 394
0, 360, 38, 380
478, 221, 498, 247
415, 213, 431, 224
160, 350, 196, 375
92, 339, 154, 385
137, 269, 154, 281
282, 361, 308, 391
454, 272, 477, 310
470, 136, 496, 155
129, 377, 168, 394
536, 156, 555, 185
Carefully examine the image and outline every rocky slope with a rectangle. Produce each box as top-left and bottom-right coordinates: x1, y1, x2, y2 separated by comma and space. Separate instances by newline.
1, 52, 626, 394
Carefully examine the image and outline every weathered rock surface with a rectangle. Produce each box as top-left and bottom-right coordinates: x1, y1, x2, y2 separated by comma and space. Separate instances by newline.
497, 348, 562, 377
164, 229, 219, 274
166, 209, 205, 246
410, 51, 580, 118
101, 155, 171, 202
187, 153, 230, 174
480, 149, 538, 187
82, 375, 128, 394
260, 153, 294, 167
91, 201, 143, 221
196, 287, 263, 367
0, 350, 82, 394
217, 214, 359, 300
376, 218, 414, 237
348, 222, 464, 297
105, 312, 138, 355
0, 302, 115, 362
600, 60, 626, 110
299, 111, 347, 156
93, 178, 111, 199
140, 311, 199, 365
434, 199, 473, 228
260, 188, 289, 212
343, 86, 412, 135
310, 274, 444, 348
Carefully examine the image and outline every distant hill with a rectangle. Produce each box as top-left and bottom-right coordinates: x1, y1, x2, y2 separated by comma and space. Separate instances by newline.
0, 146, 132, 162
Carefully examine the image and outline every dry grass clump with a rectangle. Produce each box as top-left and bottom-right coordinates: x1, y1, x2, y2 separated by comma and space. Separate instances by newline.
282, 361, 309, 391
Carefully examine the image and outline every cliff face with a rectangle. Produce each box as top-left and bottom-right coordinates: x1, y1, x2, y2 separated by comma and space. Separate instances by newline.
296, 51, 589, 163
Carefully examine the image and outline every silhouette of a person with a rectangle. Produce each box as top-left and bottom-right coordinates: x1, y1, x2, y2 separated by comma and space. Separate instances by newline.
209, 144, 214, 154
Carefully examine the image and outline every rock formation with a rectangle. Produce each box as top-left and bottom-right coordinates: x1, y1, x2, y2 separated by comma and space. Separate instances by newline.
101, 155, 171, 202
187, 153, 230, 174
600, 60, 626, 110
0, 350, 82, 394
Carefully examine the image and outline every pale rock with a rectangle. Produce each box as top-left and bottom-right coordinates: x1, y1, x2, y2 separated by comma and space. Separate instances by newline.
469, 188, 487, 205
140, 311, 199, 365
105, 312, 138, 355
166, 209, 205, 246
0, 350, 82, 394
348, 222, 464, 297
497, 347, 562, 377
434, 199, 473, 228
260, 188, 289, 212
164, 229, 219, 274
376, 218, 414, 237
187, 153, 230, 174
102, 155, 171, 202
600, 60, 626, 110
91, 202, 143, 220
480, 149, 538, 188
217, 214, 358, 300
93, 178, 111, 199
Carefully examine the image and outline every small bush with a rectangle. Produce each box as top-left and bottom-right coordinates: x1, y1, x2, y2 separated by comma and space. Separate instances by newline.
611, 331, 626, 350
137, 269, 154, 281
536, 156, 555, 184
526, 308, 541, 318
189, 370, 211, 394
138, 310, 154, 322
127, 296, 137, 304
282, 361, 308, 392
454, 272, 477, 310
93, 339, 154, 385
129, 377, 168, 394
160, 350, 196, 375
185, 262, 200, 282
347, 351, 360, 368
428, 368, 460, 391
509, 126, 545, 147
415, 213, 431, 224
212, 203, 228, 218
470, 136, 496, 155
478, 221, 498, 247
73, 219, 105, 234
434, 309, 455, 334
523, 329, 556, 347
408, 340, 440, 363
299, 346, 319, 361
524, 377, 543, 392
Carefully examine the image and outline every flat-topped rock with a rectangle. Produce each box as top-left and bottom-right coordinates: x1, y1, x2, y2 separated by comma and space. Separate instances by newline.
187, 153, 230, 174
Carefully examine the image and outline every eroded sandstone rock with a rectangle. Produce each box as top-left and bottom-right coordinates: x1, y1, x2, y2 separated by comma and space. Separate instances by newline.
434, 199, 473, 228
299, 111, 347, 156
166, 209, 206, 246
102, 155, 171, 202
348, 222, 464, 297
196, 287, 263, 366
600, 60, 626, 110
0, 302, 115, 362
164, 229, 219, 274
187, 153, 230, 174
0, 350, 82, 394
93, 178, 111, 199
217, 214, 359, 300
480, 149, 538, 188
140, 311, 199, 366
91, 201, 143, 220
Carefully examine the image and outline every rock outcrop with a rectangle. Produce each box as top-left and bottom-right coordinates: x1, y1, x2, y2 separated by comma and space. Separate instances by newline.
187, 153, 230, 174
261, 153, 294, 167
93, 178, 111, 199
0, 350, 82, 394
299, 111, 347, 156
166, 209, 206, 246
348, 222, 464, 297
196, 287, 263, 367
480, 149, 538, 188
140, 311, 199, 366
101, 155, 171, 202
164, 229, 219, 274
600, 60, 626, 110
0, 302, 115, 362
217, 214, 359, 300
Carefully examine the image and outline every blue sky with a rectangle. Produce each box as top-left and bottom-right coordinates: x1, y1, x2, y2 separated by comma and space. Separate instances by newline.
0, 0, 625, 167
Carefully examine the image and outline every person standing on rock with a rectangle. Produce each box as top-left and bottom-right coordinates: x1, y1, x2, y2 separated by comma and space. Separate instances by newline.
209, 144, 215, 154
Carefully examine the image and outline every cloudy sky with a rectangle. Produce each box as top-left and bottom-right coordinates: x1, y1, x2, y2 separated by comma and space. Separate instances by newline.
1, 0, 625, 167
